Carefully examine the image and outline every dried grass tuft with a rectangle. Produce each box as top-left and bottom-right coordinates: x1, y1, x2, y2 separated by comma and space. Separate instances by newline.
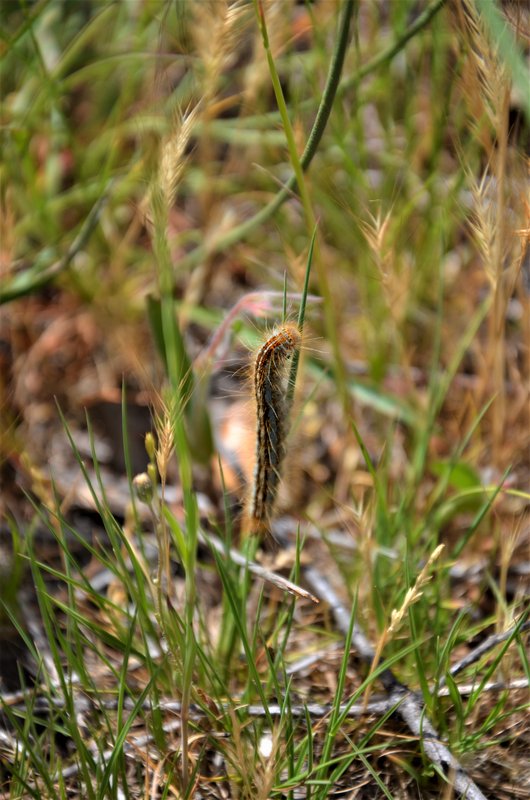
192, 0, 251, 102
455, 0, 528, 460
158, 106, 199, 212
154, 400, 175, 487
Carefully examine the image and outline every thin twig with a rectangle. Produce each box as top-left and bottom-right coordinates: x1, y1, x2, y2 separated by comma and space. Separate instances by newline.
199, 528, 319, 603
437, 676, 529, 698
439, 618, 530, 687
4, 676, 527, 726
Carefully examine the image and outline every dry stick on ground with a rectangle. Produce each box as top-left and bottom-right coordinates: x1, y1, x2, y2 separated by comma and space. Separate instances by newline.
438, 618, 530, 687
199, 528, 319, 603
303, 566, 489, 800
4, 676, 528, 729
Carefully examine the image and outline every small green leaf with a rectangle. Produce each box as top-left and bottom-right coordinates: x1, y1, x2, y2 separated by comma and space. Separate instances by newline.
431, 460, 482, 491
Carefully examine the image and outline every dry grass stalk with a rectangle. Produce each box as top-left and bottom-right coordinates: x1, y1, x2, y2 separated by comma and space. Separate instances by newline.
153, 402, 175, 604
360, 207, 411, 329
191, 0, 250, 104
498, 517, 525, 634
387, 544, 445, 635
221, 709, 281, 800
177, 3, 251, 313
359, 207, 414, 383
516, 191, 530, 392
158, 106, 199, 212
152, 7, 249, 260
0, 188, 16, 281
456, 0, 511, 137
154, 402, 174, 489
455, 0, 526, 461
363, 544, 445, 707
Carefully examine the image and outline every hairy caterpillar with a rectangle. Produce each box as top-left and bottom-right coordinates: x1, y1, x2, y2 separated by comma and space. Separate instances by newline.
249, 324, 301, 539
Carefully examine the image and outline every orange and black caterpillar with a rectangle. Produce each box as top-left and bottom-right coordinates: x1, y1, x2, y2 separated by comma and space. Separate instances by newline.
249, 324, 301, 537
